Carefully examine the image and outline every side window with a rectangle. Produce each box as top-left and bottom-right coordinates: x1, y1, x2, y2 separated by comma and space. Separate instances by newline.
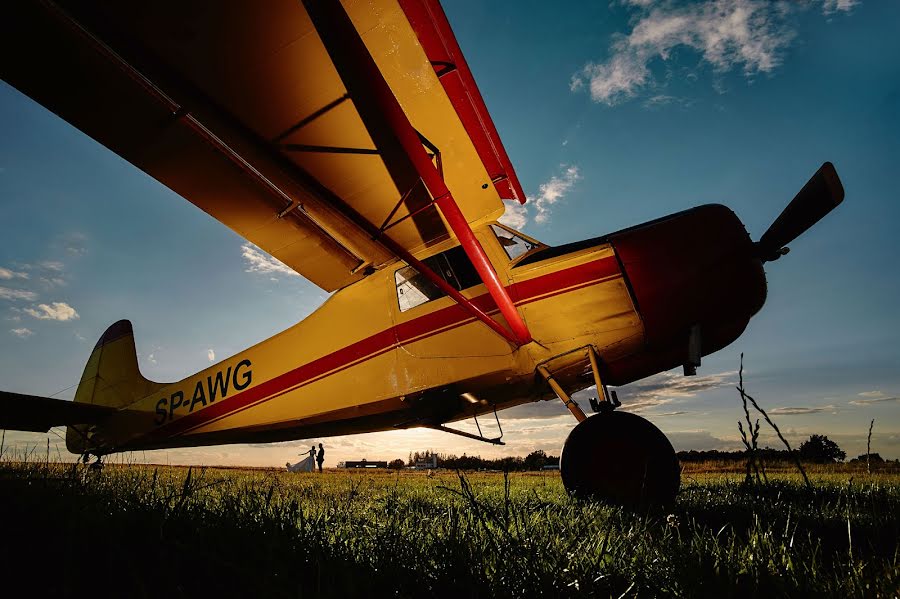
395, 246, 482, 312
491, 224, 538, 260
396, 266, 443, 312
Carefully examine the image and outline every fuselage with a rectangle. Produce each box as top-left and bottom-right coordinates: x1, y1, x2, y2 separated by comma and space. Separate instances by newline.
76, 204, 767, 455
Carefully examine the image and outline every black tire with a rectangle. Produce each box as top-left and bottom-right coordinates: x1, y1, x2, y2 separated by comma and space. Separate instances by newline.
560, 411, 680, 507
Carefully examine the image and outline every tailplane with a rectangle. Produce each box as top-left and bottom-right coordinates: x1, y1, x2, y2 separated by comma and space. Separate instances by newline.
66, 320, 164, 453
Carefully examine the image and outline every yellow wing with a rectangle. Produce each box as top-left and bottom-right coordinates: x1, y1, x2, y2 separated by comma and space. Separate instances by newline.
1, 0, 525, 291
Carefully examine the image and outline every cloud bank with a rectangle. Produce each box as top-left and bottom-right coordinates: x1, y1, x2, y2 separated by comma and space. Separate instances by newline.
769, 406, 833, 416
0, 267, 29, 280
617, 369, 735, 413
0, 287, 37, 301
850, 396, 899, 406
571, 0, 860, 106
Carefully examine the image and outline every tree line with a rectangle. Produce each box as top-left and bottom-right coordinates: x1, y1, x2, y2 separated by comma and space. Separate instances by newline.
395, 449, 559, 471
390, 435, 895, 471
682, 434, 895, 464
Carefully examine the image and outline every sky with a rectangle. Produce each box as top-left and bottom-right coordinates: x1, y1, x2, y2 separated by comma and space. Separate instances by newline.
1, 0, 899, 466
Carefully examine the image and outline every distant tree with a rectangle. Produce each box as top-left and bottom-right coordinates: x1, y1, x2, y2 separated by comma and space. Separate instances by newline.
388, 459, 405, 470
524, 450, 548, 471
798, 434, 846, 463
850, 453, 884, 463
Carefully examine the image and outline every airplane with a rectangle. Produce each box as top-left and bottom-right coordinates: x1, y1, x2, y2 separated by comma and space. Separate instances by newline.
0, 0, 843, 506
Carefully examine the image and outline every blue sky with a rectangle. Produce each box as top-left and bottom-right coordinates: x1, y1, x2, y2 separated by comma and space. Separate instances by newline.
1, 0, 898, 465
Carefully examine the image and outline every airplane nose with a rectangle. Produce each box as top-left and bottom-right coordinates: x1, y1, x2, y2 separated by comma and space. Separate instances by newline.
604, 204, 767, 384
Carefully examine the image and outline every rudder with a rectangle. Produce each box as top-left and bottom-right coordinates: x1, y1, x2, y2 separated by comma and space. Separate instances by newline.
66, 320, 164, 453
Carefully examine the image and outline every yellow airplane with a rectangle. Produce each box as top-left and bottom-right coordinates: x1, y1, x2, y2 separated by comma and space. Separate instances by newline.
0, 0, 843, 505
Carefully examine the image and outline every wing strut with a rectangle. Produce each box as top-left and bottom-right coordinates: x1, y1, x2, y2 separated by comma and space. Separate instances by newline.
305, 0, 532, 346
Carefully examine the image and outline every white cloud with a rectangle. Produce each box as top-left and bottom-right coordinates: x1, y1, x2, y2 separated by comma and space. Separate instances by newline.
499, 165, 582, 230
241, 243, 298, 278
850, 396, 899, 406
571, 0, 859, 106
10, 327, 33, 339
24, 302, 79, 321
642, 94, 695, 109
616, 369, 735, 413
573, 53, 653, 106
501, 368, 734, 421
41, 276, 66, 288
207, 348, 216, 362
533, 165, 580, 224
822, 0, 859, 14
666, 430, 741, 452
40, 261, 65, 272
769, 405, 835, 415
0, 267, 29, 280
849, 390, 899, 405
0, 287, 38, 301
498, 201, 528, 230
644, 94, 677, 107
148, 352, 157, 365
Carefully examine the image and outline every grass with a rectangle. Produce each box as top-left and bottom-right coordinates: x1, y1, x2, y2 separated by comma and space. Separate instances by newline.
1, 459, 898, 598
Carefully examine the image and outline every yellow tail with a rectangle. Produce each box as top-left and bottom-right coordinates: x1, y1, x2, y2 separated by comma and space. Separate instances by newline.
66, 320, 164, 454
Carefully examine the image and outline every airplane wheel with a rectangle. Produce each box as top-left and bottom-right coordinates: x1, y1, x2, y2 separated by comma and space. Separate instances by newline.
560, 411, 679, 507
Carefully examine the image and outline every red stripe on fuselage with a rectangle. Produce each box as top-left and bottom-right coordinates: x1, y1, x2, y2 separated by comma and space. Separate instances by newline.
142, 254, 620, 442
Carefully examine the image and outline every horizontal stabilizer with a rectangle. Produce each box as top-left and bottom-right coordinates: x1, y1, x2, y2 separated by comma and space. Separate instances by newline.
0, 391, 116, 433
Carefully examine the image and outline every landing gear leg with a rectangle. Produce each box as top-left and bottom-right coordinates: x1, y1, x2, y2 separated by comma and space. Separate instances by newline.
89, 453, 103, 472
546, 347, 680, 507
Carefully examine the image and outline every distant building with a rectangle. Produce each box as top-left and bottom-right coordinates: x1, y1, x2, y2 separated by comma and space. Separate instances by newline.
414, 455, 438, 469
342, 459, 388, 469
541, 464, 559, 471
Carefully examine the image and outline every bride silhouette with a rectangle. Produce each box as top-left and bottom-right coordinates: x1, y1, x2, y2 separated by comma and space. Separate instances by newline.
286, 446, 317, 473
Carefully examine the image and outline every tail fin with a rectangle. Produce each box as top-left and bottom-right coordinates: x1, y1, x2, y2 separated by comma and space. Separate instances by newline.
66, 320, 164, 453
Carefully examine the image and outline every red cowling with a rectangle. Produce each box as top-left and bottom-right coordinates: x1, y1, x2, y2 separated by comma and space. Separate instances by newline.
604, 204, 767, 386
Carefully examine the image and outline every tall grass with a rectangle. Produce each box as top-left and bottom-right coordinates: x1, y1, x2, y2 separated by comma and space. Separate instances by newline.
1, 458, 898, 597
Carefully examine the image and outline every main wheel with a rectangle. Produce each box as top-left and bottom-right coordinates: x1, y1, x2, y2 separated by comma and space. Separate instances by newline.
560, 411, 679, 507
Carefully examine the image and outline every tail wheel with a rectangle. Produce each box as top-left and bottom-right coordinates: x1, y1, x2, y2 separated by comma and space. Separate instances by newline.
560, 411, 679, 507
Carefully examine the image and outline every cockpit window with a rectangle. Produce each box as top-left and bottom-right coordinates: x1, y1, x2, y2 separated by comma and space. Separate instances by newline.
491, 224, 540, 261
395, 245, 481, 312
395, 266, 443, 312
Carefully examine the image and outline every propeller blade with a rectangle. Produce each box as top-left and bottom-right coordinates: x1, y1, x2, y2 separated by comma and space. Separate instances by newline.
758, 162, 844, 262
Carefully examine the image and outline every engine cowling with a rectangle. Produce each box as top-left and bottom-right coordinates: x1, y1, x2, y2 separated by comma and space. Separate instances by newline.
604, 204, 767, 385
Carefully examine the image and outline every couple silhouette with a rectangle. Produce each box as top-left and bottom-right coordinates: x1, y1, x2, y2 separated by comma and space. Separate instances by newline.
287, 443, 325, 473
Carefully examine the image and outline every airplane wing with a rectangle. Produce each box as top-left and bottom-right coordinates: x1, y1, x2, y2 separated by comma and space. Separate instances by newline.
0, 0, 526, 292
0, 391, 115, 433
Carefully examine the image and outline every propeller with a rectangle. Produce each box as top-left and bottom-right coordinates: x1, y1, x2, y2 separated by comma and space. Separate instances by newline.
757, 162, 845, 262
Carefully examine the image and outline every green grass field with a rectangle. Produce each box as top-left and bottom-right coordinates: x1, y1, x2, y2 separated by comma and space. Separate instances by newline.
1, 459, 898, 597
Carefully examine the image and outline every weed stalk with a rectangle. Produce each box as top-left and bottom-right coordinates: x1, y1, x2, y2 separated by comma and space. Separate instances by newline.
737, 353, 811, 489
867, 419, 874, 475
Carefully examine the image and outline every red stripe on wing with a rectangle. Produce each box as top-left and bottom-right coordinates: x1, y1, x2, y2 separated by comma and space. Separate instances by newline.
398, 0, 527, 205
